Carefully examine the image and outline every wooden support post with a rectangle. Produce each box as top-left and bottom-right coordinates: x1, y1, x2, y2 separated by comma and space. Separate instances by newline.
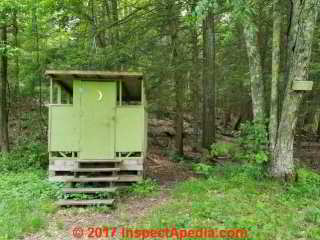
119, 80, 122, 106
57, 84, 61, 104
141, 79, 145, 105
50, 78, 53, 104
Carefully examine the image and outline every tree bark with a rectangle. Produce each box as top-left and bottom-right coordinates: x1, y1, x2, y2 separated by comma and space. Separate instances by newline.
243, 22, 265, 120
169, 1, 184, 155
269, 0, 281, 151
0, 25, 9, 152
202, 8, 216, 148
270, 0, 319, 179
190, 0, 201, 150
13, 11, 19, 100
110, 0, 119, 43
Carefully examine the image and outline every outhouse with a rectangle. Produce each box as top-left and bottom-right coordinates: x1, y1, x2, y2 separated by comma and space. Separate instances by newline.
45, 70, 147, 205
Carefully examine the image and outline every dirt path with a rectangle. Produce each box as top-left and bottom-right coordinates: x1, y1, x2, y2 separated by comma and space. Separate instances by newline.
24, 187, 172, 240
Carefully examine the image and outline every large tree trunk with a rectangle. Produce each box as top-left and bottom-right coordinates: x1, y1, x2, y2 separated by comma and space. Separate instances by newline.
165, 0, 184, 155
104, 0, 113, 44
0, 25, 9, 152
13, 11, 19, 100
243, 22, 265, 120
270, 0, 319, 179
269, 0, 281, 151
190, 0, 201, 150
202, 8, 216, 148
170, 2, 184, 155
110, 0, 119, 44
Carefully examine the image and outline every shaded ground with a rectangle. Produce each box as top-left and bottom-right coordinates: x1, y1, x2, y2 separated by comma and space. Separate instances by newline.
295, 141, 320, 172
145, 147, 197, 185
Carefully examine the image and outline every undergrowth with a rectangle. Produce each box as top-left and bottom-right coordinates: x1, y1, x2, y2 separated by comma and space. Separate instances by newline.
0, 136, 48, 172
0, 171, 60, 239
128, 179, 160, 197
140, 164, 320, 240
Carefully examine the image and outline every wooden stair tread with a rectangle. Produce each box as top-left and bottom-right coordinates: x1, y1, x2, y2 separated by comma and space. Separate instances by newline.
77, 159, 122, 163
57, 199, 114, 206
63, 187, 117, 193
65, 177, 119, 182
75, 168, 120, 172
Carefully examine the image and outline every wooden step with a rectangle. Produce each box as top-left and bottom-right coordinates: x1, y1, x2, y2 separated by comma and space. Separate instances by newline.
63, 187, 117, 193
65, 177, 119, 182
75, 168, 120, 172
118, 175, 143, 182
77, 159, 122, 163
57, 199, 114, 206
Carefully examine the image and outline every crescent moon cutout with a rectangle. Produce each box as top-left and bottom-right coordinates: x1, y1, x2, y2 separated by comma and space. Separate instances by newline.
97, 90, 103, 101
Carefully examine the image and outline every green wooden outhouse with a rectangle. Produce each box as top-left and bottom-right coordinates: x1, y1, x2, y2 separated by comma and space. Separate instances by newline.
45, 70, 147, 205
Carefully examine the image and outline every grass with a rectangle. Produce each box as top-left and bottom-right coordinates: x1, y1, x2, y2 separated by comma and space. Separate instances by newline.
139, 164, 320, 240
0, 170, 60, 239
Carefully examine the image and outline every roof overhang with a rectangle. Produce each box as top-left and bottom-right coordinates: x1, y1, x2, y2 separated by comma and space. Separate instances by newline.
45, 70, 143, 100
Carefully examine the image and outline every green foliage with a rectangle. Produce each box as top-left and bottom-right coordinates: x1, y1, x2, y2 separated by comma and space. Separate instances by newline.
129, 179, 160, 197
0, 171, 60, 239
0, 137, 48, 172
141, 164, 320, 239
238, 120, 269, 164
165, 150, 192, 163
304, 207, 320, 224
211, 143, 230, 157
193, 163, 214, 177
64, 191, 112, 201
195, 0, 256, 22
288, 168, 320, 197
210, 142, 239, 158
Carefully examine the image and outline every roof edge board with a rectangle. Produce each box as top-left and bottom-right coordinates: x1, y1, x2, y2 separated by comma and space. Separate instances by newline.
45, 70, 143, 80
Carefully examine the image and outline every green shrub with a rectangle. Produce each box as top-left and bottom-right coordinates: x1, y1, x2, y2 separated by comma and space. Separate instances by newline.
129, 179, 159, 197
210, 143, 238, 158
0, 137, 48, 172
193, 163, 214, 177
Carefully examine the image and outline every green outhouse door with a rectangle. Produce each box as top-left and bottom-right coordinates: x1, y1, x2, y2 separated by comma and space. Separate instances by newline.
80, 81, 116, 159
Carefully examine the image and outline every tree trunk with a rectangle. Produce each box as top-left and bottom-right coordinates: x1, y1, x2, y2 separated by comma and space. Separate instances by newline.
243, 22, 265, 120
169, 1, 183, 155
13, 11, 19, 100
317, 113, 320, 142
270, 0, 319, 179
269, 0, 281, 151
0, 25, 9, 152
202, 8, 216, 148
190, 0, 201, 150
110, 0, 119, 43
104, 0, 113, 44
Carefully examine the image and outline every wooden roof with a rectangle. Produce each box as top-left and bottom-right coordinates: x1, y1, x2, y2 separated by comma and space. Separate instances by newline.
45, 70, 143, 100
45, 70, 143, 81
